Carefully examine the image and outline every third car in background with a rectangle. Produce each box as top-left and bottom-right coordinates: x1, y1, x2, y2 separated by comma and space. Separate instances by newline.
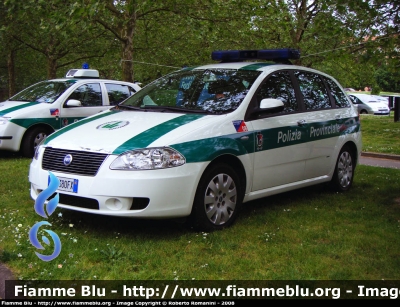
347, 93, 390, 115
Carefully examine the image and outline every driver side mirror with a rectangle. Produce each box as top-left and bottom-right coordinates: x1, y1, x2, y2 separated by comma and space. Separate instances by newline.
259, 98, 285, 113
65, 99, 82, 108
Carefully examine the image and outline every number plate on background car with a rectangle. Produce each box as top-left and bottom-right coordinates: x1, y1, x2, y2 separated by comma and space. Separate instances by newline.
49, 176, 79, 193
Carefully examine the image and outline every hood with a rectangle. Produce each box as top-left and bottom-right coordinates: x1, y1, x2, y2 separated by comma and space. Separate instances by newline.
365, 102, 390, 111
0, 101, 41, 116
43, 109, 220, 155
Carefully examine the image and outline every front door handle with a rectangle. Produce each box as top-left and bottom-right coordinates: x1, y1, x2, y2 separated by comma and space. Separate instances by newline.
297, 119, 306, 126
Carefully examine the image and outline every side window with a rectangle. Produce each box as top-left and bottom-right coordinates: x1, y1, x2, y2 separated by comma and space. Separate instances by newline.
256, 71, 298, 113
324, 77, 350, 108
295, 71, 331, 110
67, 83, 102, 107
349, 95, 361, 105
106, 83, 136, 105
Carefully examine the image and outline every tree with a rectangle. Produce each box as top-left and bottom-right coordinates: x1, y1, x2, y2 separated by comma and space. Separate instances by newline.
80, 0, 254, 83
1, 0, 398, 94
3, 0, 113, 79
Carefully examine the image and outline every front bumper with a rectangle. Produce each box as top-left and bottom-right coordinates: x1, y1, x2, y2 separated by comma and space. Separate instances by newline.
29, 152, 207, 218
0, 122, 24, 151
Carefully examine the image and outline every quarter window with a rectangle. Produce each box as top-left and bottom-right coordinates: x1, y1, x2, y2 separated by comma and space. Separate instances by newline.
348, 95, 361, 104
324, 77, 350, 108
295, 71, 331, 110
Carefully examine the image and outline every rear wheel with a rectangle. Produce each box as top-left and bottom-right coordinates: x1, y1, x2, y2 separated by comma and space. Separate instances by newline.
189, 163, 242, 232
21, 126, 51, 158
330, 145, 355, 192
360, 110, 368, 114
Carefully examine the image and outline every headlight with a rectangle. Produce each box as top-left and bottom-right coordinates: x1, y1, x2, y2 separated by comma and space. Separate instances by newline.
110, 147, 185, 170
34, 138, 47, 160
0, 117, 10, 125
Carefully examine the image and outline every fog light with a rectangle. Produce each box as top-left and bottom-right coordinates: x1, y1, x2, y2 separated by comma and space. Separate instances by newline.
105, 198, 123, 210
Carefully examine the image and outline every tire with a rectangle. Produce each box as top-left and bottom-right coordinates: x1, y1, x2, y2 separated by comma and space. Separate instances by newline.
330, 145, 355, 192
189, 163, 243, 232
360, 110, 368, 114
21, 126, 51, 158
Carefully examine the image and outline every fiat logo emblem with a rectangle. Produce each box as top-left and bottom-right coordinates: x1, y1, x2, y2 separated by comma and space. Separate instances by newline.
63, 154, 73, 166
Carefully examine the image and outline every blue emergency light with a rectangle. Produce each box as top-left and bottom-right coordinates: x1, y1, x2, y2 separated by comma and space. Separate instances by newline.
211, 48, 300, 63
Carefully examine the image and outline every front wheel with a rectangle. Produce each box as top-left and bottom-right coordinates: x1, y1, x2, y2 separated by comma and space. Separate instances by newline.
330, 145, 355, 192
21, 126, 51, 158
189, 163, 243, 232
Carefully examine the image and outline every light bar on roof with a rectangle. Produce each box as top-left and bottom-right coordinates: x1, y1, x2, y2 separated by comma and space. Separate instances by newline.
211, 49, 300, 63
65, 69, 100, 78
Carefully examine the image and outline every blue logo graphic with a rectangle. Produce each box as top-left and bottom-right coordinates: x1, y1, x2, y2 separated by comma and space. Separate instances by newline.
29, 221, 61, 261
29, 172, 62, 261
63, 154, 73, 166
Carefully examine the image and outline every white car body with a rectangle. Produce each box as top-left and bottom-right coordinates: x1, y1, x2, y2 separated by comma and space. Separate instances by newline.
348, 93, 390, 115
29, 50, 362, 231
0, 69, 141, 157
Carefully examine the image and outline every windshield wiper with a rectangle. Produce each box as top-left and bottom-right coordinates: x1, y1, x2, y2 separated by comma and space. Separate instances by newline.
114, 105, 143, 111
8, 99, 33, 102
150, 106, 217, 114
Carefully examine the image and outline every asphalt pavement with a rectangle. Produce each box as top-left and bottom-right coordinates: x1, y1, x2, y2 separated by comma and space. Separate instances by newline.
360, 152, 400, 169
0, 152, 400, 299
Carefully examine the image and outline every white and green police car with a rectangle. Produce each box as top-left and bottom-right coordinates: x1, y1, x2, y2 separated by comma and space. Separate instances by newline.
29, 49, 362, 231
0, 68, 141, 157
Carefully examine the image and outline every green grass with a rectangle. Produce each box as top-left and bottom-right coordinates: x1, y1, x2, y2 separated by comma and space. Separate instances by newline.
1, 142, 400, 282
360, 111, 400, 155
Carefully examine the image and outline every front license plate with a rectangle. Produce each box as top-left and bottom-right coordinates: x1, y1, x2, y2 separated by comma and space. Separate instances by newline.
49, 176, 79, 193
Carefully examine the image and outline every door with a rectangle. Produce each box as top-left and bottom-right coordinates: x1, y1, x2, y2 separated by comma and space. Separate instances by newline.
248, 70, 308, 191
59, 82, 107, 127
293, 71, 339, 178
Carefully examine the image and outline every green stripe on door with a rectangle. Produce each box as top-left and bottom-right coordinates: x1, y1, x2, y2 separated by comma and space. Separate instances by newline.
171, 117, 360, 163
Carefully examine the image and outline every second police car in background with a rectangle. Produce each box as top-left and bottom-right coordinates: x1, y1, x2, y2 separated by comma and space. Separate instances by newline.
0, 68, 141, 157
29, 49, 362, 231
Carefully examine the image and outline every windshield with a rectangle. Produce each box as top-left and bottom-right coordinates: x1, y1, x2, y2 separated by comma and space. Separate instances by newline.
9, 80, 75, 103
120, 69, 261, 114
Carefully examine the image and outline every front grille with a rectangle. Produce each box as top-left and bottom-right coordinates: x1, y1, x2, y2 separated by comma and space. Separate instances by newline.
45, 191, 99, 210
42, 147, 109, 176
59, 193, 99, 210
